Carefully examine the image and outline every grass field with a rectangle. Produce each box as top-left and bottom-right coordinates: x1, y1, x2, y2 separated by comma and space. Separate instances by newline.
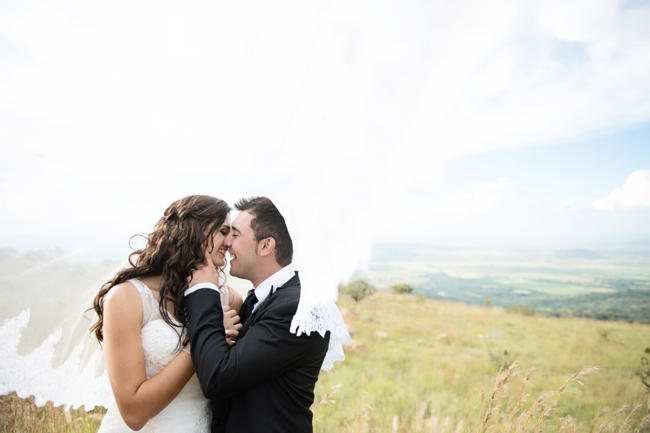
2, 291, 649, 432
312, 291, 650, 432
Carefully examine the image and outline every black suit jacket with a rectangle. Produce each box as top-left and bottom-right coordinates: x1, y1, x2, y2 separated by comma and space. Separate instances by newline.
183, 273, 330, 433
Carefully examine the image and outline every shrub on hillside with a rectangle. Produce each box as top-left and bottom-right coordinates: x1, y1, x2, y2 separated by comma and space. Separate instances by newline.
506, 304, 536, 316
341, 279, 376, 302
390, 283, 414, 294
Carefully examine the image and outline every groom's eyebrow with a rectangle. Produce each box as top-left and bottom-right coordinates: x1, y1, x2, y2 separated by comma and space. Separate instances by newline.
231, 225, 241, 234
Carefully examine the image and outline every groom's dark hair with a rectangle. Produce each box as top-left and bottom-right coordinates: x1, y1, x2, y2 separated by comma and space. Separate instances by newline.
235, 196, 293, 266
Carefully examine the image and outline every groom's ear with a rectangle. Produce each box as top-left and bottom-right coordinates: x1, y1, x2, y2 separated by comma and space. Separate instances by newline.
257, 237, 276, 258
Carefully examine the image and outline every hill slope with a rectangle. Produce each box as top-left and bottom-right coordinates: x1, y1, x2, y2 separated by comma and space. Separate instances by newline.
313, 291, 650, 432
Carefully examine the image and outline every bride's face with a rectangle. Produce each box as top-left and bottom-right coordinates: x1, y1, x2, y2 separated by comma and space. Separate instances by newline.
209, 215, 231, 267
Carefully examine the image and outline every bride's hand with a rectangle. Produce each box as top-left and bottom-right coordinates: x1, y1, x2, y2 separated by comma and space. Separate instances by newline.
227, 287, 243, 313
186, 250, 220, 289
223, 307, 242, 347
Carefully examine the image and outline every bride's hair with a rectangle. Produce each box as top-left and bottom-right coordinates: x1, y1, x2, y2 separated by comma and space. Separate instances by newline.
91, 195, 231, 343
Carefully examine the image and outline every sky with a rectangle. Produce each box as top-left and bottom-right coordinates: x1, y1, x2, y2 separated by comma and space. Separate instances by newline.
1, 0, 650, 296
398, 125, 650, 248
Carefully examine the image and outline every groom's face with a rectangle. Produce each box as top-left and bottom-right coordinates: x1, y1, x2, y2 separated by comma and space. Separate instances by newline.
227, 211, 259, 281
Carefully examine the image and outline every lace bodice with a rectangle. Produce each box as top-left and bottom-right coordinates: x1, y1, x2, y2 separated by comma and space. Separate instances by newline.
97, 279, 211, 433
135, 279, 185, 378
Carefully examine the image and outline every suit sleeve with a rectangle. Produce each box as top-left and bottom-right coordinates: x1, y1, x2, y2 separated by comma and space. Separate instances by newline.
183, 289, 324, 399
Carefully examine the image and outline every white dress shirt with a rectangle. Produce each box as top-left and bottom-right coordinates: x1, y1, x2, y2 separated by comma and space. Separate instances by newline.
250, 264, 296, 312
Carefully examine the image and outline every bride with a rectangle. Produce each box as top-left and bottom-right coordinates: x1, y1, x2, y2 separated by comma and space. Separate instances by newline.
91, 195, 243, 432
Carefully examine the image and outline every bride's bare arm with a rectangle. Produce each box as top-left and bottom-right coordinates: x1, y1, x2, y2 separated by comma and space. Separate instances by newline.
102, 282, 194, 431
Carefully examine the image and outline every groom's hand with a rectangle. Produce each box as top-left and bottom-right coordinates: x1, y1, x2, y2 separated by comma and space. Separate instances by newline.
186, 250, 221, 290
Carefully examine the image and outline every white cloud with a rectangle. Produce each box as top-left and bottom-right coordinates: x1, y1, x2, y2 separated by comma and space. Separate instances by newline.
593, 170, 650, 210
435, 178, 512, 214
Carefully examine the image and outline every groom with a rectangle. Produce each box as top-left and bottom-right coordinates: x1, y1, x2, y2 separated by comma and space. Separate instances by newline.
183, 196, 330, 433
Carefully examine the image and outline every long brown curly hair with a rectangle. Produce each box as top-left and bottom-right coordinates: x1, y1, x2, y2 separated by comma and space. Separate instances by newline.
91, 195, 230, 343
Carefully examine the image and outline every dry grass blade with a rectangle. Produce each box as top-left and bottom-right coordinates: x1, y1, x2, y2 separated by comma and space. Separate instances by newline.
479, 361, 517, 433
614, 404, 641, 433
416, 401, 427, 431
590, 407, 609, 433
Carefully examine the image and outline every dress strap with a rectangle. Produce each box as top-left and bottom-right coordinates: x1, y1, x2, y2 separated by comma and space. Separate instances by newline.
128, 279, 157, 325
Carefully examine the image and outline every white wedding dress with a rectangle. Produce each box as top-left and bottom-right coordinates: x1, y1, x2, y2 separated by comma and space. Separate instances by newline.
97, 279, 212, 433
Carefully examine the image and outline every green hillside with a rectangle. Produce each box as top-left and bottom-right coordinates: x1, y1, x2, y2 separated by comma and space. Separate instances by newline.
312, 291, 650, 432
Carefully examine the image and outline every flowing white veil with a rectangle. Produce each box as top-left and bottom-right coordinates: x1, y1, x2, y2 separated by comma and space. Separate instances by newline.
2, 0, 648, 415
277, 201, 357, 371
0, 250, 118, 408
0, 0, 423, 412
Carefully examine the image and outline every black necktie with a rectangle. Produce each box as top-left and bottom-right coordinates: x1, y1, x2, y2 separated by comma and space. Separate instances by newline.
240, 289, 258, 323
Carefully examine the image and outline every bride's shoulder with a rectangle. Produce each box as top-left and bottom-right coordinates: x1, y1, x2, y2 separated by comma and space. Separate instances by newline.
103, 281, 143, 313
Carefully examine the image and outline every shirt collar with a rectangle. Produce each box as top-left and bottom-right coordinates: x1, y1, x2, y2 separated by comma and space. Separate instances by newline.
253, 264, 296, 308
